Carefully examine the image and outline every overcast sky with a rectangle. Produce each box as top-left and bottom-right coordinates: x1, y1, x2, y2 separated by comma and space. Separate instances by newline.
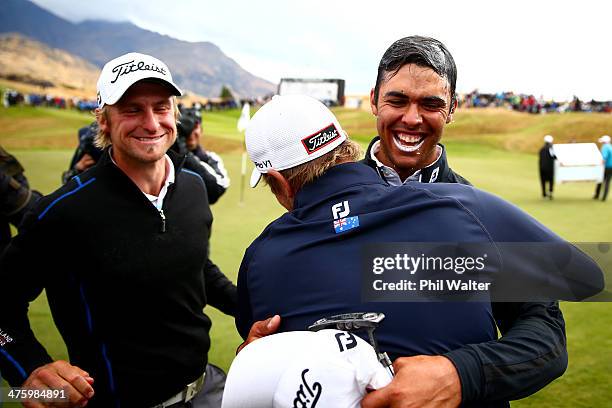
31, 0, 612, 101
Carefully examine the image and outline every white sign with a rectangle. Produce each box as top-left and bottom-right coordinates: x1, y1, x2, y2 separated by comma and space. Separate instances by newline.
552, 143, 604, 183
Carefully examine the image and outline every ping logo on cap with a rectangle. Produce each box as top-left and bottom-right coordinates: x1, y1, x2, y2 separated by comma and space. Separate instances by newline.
110, 59, 167, 84
301, 123, 340, 155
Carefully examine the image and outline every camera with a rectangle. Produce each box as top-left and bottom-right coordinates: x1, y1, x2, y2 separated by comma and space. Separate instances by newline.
173, 107, 202, 155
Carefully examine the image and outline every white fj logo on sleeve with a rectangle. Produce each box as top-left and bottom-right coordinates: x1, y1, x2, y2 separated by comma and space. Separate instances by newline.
429, 167, 439, 183
331, 201, 350, 220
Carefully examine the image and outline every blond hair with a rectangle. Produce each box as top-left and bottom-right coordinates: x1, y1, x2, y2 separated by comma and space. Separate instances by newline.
263, 139, 361, 195
94, 97, 180, 149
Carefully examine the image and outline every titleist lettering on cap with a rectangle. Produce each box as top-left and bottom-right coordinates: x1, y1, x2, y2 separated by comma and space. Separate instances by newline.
110, 60, 167, 84
301, 124, 340, 155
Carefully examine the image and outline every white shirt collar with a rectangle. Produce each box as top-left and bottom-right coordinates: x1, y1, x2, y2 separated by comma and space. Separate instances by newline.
110, 148, 174, 210
370, 140, 442, 185
143, 155, 175, 211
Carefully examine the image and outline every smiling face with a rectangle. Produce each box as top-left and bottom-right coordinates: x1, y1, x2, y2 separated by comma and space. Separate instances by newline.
370, 63, 456, 180
99, 81, 176, 168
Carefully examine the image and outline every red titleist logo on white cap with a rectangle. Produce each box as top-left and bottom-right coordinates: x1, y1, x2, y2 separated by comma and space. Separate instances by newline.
301, 123, 341, 154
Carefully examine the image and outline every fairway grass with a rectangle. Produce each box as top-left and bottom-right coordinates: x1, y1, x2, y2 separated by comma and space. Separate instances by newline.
1, 106, 611, 406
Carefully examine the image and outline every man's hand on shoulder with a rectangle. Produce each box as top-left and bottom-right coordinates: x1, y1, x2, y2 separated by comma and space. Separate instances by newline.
361, 355, 461, 408
22, 360, 94, 408
236, 315, 281, 354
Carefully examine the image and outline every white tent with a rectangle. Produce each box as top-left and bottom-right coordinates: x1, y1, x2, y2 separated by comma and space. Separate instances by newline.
552, 143, 604, 183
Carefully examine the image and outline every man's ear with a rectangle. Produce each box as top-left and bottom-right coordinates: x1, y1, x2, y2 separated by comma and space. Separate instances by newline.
446, 98, 458, 124
370, 88, 378, 116
96, 108, 109, 133
267, 170, 295, 211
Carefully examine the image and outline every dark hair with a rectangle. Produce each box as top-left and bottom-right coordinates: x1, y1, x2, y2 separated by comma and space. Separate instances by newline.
373, 36, 457, 110
177, 107, 201, 139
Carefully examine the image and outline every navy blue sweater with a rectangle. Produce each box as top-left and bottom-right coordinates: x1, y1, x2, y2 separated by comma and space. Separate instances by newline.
0, 150, 237, 407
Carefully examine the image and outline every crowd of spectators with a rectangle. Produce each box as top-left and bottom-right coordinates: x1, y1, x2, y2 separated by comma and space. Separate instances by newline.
3, 87, 612, 114
1, 88, 273, 113
459, 90, 612, 113
2, 88, 97, 111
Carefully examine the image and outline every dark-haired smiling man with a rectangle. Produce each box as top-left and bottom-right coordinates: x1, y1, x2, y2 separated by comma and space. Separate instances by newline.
363, 36, 469, 185
360, 37, 568, 407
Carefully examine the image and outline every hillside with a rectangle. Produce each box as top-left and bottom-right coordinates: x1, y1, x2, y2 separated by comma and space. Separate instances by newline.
0, 0, 277, 98
333, 108, 612, 153
2, 105, 611, 155
0, 33, 98, 97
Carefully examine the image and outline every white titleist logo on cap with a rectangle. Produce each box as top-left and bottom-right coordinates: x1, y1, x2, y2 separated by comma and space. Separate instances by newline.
96, 52, 182, 108
292, 369, 322, 407
301, 124, 341, 154
110, 60, 168, 84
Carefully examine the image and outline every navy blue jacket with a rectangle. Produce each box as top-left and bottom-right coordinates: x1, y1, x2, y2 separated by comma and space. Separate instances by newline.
237, 163, 599, 407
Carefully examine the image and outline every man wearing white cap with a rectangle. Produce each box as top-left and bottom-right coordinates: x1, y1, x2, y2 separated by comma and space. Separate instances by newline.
0, 53, 237, 407
539, 135, 556, 199
594, 135, 612, 201
237, 95, 602, 407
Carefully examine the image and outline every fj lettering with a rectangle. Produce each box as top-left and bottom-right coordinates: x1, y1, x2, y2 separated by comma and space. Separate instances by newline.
332, 200, 350, 220
334, 332, 357, 352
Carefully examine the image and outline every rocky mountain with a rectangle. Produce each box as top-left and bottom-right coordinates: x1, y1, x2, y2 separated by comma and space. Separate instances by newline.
0, 33, 98, 94
0, 0, 276, 98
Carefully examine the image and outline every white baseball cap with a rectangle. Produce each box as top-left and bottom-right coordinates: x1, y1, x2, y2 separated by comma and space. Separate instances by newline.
96, 52, 182, 108
544, 135, 554, 143
599, 135, 611, 143
222, 330, 392, 408
245, 94, 347, 187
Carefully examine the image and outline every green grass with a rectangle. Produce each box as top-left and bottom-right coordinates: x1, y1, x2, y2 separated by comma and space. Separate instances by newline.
1, 106, 611, 406
332, 106, 612, 153
201, 108, 246, 141
0, 106, 92, 150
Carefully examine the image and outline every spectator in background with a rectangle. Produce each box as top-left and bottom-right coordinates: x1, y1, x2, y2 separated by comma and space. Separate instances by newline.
176, 107, 230, 198
1, 146, 41, 385
539, 135, 556, 200
0, 146, 41, 252
594, 135, 612, 201
61, 121, 103, 184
